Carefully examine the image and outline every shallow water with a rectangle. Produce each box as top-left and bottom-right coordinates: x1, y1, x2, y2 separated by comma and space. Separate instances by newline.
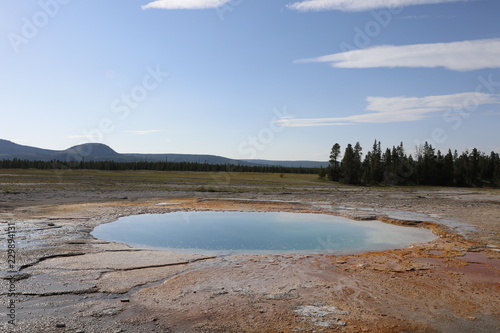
91, 211, 437, 255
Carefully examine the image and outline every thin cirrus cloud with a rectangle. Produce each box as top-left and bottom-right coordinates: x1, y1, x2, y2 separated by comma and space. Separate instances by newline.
142, 0, 231, 10
295, 39, 500, 72
275, 93, 500, 127
124, 130, 163, 135
287, 0, 469, 12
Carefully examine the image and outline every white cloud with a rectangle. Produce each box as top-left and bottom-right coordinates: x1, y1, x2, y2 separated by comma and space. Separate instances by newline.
296, 39, 500, 71
288, 0, 468, 12
142, 0, 231, 10
124, 130, 163, 135
275, 93, 500, 127
68, 135, 89, 139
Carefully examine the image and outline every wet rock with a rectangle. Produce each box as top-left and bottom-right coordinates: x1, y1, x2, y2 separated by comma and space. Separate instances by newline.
294, 305, 349, 327
95, 307, 122, 317
212, 290, 229, 296
232, 287, 250, 293
1, 273, 31, 281
13, 270, 99, 296
266, 290, 299, 300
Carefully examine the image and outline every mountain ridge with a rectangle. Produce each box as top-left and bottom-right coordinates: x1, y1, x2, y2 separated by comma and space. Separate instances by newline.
0, 139, 328, 168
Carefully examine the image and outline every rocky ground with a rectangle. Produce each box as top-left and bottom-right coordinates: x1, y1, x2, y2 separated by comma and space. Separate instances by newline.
0, 176, 499, 332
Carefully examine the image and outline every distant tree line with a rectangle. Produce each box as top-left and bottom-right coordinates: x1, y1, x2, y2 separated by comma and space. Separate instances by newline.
319, 140, 500, 187
0, 159, 319, 175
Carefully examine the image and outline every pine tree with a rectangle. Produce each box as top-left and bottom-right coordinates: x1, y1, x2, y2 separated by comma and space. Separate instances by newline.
353, 142, 363, 183
421, 142, 437, 185
361, 151, 371, 185
493, 152, 500, 186
340, 144, 360, 185
367, 140, 383, 184
468, 148, 481, 186
454, 152, 468, 186
328, 143, 341, 181
442, 149, 454, 186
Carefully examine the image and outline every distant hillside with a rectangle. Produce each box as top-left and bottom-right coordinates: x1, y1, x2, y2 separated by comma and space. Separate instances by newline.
0, 139, 326, 168
0, 139, 57, 161
124, 153, 254, 166
56, 143, 134, 162
242, 159, 329, 168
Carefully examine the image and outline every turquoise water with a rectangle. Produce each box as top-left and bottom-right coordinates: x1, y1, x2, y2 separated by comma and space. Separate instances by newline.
91, 211, 437, 255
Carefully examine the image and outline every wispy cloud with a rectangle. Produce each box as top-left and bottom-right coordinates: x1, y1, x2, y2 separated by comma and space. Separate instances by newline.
287, 0, 468, 12
296, 39, 500, 71
124, 130, 163, 135
68, 135, 89, 139
275, 93, 500, 127
142, 0, 231, 10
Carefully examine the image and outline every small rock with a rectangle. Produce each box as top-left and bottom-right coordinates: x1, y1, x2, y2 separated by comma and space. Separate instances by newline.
76, 330, 85, 333
55, 323, 66, 328
336, 321, 347, 326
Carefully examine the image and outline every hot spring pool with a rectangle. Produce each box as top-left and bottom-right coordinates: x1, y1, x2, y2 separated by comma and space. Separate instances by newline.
91, 211, 437, 255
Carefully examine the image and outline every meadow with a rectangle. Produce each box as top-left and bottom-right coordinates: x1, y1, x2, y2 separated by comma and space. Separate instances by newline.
0, 169, 335, 193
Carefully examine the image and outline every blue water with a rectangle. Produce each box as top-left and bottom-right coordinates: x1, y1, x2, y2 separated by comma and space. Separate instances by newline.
91, 211, 437, 255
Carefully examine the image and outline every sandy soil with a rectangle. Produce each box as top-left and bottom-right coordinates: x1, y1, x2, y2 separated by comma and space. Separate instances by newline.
0, 185, 499, 332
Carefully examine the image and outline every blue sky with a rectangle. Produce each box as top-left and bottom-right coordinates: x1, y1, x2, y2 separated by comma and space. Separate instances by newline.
1, 0, 499, 161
